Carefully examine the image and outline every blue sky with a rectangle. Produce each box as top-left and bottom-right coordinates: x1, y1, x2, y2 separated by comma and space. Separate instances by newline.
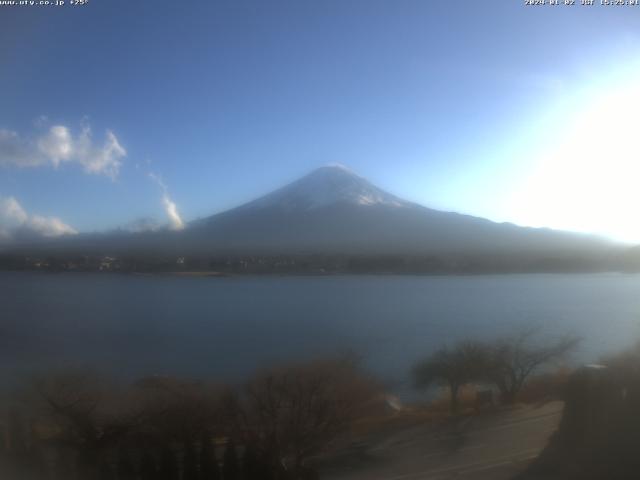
2, 1, 640, 241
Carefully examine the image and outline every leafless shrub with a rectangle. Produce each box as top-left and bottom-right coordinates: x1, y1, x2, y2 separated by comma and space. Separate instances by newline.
236, 356, 379, 476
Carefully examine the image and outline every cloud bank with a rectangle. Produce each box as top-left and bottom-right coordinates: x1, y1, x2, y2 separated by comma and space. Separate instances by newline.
0, 196, 77, 241
148, 173, 185, 231
0, 122, 126, 179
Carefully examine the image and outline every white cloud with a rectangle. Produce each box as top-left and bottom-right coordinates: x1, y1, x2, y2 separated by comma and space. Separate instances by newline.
0, 196, 28, 225
148, 173, 185, 231
161, 196, 184, 231
37, 125, 74, 165
26, 215, 77, 237
0, 122, 126, 179
0, 196, 77, 241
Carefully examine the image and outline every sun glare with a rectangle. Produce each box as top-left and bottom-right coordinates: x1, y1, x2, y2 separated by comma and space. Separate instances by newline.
510, 78, 640, 244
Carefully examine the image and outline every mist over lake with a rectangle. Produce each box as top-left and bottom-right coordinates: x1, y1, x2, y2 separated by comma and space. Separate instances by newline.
2, 272, 640, 395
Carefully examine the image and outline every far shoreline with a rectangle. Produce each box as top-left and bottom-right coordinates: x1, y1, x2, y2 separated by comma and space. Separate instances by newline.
0, 268, 637, 278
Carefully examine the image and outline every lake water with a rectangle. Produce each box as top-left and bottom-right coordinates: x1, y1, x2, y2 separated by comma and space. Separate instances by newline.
2, 272, 640, 396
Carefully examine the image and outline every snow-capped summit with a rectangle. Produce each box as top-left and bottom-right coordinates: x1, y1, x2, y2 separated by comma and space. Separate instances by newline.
242, 164, 409, 211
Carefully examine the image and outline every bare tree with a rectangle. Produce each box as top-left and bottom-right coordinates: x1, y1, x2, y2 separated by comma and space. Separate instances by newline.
412, 341, 487, 414
132, 375, 229, 440
237, 357, 378, 478
33, 370, 142, 478
131, 375, 231, 479
484, 328, 579, 404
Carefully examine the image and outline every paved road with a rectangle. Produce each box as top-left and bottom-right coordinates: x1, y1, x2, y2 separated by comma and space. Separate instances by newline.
321, 401, 563, 480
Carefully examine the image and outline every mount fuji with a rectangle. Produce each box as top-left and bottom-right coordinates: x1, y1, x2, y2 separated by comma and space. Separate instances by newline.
175, 164, 613, 256
4, 165, 618, 269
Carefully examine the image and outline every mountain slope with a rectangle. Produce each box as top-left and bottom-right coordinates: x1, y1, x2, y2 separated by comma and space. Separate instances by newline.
4, 165, 618, 262
180, 165, 614, 256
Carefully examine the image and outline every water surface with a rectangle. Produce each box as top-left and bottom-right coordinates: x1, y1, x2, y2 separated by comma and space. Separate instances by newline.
2, 272, 639, 395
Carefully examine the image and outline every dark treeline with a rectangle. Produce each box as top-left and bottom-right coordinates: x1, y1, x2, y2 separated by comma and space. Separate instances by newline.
0, 357, 379, 480
0, 249, 635, 275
